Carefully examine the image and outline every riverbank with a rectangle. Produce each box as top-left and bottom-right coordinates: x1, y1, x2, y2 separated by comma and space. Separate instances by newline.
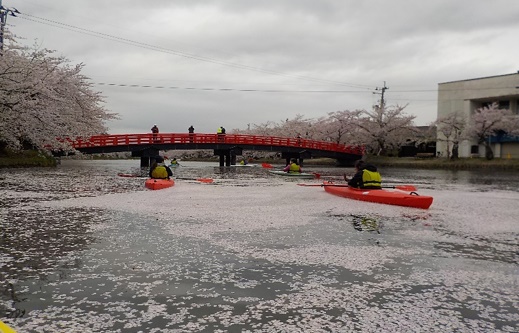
2, 151, 519, 170
0, 150, 57, 168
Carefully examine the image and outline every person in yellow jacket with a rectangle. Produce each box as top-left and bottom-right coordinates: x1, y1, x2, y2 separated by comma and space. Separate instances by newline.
283, 158, 302, 173
0, 319, 17, 333
344, 160, 382, 189
149, 156, 173, 179
217, 126, 225, 142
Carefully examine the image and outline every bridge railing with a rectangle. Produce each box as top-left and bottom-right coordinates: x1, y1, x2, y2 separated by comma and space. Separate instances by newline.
69, 133, 364, 155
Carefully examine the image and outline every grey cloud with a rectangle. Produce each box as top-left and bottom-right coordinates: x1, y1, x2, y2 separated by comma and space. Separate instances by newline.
10, 0, 519, 134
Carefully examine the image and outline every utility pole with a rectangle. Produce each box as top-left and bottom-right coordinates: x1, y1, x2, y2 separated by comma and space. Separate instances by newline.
0, 1, 20, 51
373, 81, 389, 109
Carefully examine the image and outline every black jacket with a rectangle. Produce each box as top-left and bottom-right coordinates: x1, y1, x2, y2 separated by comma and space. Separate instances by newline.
348, 164, 379, 188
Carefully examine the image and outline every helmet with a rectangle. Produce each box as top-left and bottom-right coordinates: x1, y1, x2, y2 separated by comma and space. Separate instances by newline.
153, 124, 157, 126
155, 156, 164, 163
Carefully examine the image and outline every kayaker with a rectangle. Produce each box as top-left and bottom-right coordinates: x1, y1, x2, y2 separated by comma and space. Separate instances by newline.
283, 158, 302, 173
170, 158, 179, 166
344, 160, 382, 189
239, 158, 248, 165
149, 156, 173, 179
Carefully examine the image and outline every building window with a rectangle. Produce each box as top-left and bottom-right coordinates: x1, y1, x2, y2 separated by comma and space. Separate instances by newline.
471, 145, 479, 154
481, 100, 510, 109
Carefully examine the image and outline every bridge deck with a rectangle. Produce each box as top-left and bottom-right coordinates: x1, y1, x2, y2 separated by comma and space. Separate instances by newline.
70, 133, 363, 155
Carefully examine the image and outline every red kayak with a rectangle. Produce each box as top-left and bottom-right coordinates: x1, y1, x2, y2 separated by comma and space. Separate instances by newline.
322, 181, 433, 209
145, 178, 175, 190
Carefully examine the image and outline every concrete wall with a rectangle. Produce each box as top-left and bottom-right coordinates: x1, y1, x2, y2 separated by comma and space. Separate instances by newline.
437, 73, 519, 158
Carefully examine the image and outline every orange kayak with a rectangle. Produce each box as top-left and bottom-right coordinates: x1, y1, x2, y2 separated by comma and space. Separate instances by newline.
145, 178, 175, 190
322, 181, 433, 209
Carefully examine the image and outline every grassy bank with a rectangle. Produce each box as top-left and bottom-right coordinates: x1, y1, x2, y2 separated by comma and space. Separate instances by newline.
0, 150, 57, 168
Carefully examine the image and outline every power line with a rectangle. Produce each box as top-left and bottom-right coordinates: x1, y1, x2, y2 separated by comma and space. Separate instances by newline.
94, 82, 376, 93
16, 12, 374, 90
12, 11, 517, 100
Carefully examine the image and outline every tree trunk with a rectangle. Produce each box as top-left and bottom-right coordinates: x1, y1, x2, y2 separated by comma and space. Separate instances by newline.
450, 142, 459, 160
484, 142, 494, 160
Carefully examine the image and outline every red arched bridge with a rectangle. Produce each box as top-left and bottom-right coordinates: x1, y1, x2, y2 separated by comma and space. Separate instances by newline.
62, 133, 364, 167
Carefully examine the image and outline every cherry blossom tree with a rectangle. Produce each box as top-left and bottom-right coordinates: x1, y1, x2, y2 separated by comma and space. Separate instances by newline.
250, 121, 279, 136
234, 114, 314, 140
317, 110, 361, 144
434, 111, 466, 159
466, 102, 519, 160
0, 31, 118, 153
354, 104, 417, 155
278, 114, 314, 139
233, 106, 417, 156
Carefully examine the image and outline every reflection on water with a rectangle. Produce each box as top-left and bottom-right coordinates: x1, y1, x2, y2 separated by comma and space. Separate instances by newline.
0, 160, 518, 332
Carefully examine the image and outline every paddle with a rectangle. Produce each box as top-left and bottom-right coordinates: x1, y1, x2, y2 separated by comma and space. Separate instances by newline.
383, 185, 417, 191
117, 173, 141, 178
118, 174, 213, 183
175, 177, 214, 183
297, 183, 417, 191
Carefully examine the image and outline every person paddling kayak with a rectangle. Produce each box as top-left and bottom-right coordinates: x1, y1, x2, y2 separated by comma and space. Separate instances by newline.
283, 158, 302, 173
149, 156, 173, 179
344, 160, 382, 189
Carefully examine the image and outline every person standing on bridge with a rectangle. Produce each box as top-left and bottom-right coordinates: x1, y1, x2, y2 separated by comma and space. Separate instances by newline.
188, 125, 195, 143
217, 126, 226, 142
151, 124, 159, 143
149, 156, 173, 179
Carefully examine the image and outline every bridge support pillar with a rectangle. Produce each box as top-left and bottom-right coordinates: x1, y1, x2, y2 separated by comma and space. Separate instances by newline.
132, 148, 160, 168
284, 157, 306, 167
140, 156, 150, 168
214, 147, 242, 166
217, 154, 226, 167
282, 150, 311, 167
336, 158, 357, 167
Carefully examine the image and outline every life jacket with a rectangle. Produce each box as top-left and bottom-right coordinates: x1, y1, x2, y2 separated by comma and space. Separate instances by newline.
151, 165, 169, 179
171, 160, 178, 165
361, 169, 382, 189
288, 163, 301, 173
217, 127, 222, 134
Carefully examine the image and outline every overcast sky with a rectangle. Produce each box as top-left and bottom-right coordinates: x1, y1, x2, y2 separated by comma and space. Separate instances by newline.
6, 0, 519, 134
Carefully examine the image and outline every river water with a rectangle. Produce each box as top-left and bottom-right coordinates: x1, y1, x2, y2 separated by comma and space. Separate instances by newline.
0, 160, 518, 332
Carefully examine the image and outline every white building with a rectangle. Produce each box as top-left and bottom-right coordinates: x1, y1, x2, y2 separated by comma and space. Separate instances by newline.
437, 72, 519, 158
